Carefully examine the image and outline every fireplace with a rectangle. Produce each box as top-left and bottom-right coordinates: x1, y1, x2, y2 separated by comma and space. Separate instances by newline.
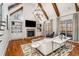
27, 30, 35, 37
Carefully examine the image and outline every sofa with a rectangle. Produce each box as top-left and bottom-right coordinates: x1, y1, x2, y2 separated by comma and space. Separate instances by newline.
46, 32, 54, 38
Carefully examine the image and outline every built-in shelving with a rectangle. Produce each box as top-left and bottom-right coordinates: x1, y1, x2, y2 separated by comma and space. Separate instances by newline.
0, 21, 6, 23
0, 40, 2, 43
11, 21, 22, 33
0, 24, 5, 26
0, 29, 4, 31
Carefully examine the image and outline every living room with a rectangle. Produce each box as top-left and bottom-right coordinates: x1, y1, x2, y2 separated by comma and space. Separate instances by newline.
0, 3, 79, 56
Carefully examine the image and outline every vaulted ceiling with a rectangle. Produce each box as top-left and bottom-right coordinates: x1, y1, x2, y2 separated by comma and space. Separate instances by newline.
41, 3, 57, 19
75, 3, 79, 11
35, 3, 79, 21
8, 3, 79, 21
56, 3, 76, 16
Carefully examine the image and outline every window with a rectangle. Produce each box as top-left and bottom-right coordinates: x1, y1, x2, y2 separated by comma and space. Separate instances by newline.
10, 7, 23, 20
59, 19, 73, 38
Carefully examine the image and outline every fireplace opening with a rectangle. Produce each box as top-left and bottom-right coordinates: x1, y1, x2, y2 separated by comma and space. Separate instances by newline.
27, 31, 35, 37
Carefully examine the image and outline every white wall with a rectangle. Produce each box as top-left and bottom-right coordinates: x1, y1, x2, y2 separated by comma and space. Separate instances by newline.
23, 3, 36, 20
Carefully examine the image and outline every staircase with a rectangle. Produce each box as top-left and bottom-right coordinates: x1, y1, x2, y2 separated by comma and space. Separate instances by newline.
0, 4, 6, 43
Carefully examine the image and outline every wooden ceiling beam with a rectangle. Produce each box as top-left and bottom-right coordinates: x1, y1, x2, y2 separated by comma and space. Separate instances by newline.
8, 3, 21, 10
10, 7, 23, 16
52, 3, 60, 17
38, 3, 49, 20
75, 3, 79, 11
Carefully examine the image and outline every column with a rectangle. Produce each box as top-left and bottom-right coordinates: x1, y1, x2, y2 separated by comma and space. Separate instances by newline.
56, 17, 60, 36
73, 13, 78, 42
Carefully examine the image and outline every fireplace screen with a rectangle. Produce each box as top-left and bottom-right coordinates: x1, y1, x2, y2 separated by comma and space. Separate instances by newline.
27, 31, 35, 37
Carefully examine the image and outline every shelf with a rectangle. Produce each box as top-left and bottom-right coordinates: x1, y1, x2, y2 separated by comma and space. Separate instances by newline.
0, 21, 6, 23
0, 40, 2, 43
0, 24, 5, 26
0, 34, 3, 36
0, 29, 4, 31
11, 21, 22, 33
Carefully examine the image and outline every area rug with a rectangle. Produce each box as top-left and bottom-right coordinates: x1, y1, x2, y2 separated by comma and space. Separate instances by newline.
21, 43, 75, 56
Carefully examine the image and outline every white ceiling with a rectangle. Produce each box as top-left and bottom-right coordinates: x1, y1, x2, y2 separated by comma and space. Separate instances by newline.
42, 3, 57, 19
56, 3, 76, 16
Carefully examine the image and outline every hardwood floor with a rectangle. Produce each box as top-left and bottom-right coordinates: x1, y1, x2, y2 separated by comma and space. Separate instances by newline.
5, 38, 79, 56
68, 42, 79, 56
5, 38, 32, 56
5, 36, 44, 56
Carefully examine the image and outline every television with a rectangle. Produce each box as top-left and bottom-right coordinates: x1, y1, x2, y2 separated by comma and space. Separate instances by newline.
25, 20, 36, 27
